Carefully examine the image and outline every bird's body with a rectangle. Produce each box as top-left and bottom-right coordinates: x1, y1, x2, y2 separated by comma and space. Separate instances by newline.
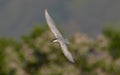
45, 9, 74, 63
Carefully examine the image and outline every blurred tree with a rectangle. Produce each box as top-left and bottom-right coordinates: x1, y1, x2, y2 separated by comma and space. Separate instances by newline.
103, 25, 120, 60
1, 24, 120, 75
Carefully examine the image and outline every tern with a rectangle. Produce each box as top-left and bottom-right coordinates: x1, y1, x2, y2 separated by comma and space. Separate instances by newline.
45, 9, 74, 63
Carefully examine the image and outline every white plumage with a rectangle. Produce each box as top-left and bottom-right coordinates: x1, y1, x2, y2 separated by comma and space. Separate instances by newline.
45, 9, 74, 63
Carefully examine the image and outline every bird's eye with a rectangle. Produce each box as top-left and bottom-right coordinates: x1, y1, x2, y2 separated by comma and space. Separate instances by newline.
53, 38, 57, 40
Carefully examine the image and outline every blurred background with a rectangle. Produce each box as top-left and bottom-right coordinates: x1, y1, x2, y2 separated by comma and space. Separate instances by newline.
0, 0, 120, 75
0, 0, 120, 38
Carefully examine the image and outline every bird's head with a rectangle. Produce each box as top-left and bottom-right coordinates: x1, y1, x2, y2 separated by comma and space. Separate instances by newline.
52, 38, 58, 43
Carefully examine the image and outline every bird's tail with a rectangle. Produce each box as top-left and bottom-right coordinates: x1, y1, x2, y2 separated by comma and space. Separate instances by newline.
64, 39, 70, 44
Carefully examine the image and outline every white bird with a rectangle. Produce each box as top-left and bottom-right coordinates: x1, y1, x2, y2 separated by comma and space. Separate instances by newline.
45, 9, 74, 63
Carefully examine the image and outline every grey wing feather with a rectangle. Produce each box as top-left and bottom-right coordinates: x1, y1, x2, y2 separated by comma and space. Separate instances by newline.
45, 9, 62, 38
59, 42, 74, 63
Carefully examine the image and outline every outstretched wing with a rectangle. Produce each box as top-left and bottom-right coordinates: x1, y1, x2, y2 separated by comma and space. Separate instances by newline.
59, 42, 74, 63
45, 9, 74, 63
45, 9, 63, 38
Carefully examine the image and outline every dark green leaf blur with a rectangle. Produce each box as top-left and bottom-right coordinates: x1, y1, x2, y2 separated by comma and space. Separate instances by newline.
0, 24, 120, 75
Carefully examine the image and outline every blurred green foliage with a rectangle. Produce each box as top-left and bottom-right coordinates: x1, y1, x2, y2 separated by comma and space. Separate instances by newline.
0, 24, 120, 75
103, 26, 120, 59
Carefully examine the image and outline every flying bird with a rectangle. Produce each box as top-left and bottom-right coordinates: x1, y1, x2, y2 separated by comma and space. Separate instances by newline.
45, 9, 74, 63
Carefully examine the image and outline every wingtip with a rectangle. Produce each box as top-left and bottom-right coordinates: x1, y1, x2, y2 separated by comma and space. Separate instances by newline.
69, 58, 75, 63
45, 9, 50, 21
45, 9, 47, 13
45, 9, 48, 16
66, 54, 75, 63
